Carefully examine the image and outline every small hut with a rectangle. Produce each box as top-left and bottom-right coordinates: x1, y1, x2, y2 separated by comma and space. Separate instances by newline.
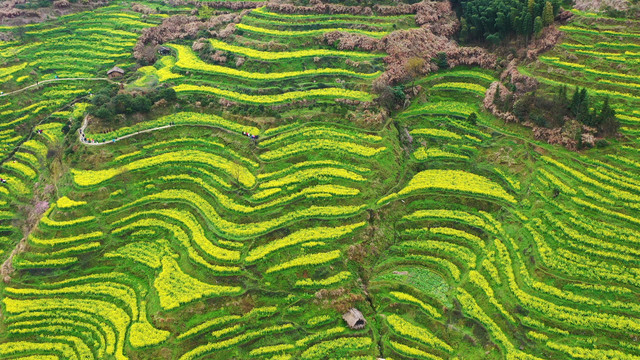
342, 308, 366, 330
107, 66, 125, 79
158, 46, 171, 56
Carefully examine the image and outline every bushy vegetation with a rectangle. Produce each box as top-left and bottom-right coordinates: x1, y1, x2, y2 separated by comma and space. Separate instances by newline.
496, 86, 619, 137
89, 86, 177, 122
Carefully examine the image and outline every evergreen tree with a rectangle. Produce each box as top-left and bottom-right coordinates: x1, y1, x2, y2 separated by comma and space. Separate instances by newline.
551, 0, 560, 15
495, 12, 507, 36
487, 33, 501, 44
575, 94, 591, 124
534, 16, 543, 35
522, 12, 533, 36
570, 86, 580, 114
597, 97, 616, 129
599, 97, 620, 136
570, 87, 588, 116
557, 85, 568, 107
433, 52, 449, 69
579, 88, 588, 106
528, 0, 536, 15
460, 17, 469, 41
510, 12, 520, 33
542, 1, 554, 26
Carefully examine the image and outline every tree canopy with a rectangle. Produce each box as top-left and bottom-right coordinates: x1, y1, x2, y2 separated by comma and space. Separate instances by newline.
455, 0, 560, 42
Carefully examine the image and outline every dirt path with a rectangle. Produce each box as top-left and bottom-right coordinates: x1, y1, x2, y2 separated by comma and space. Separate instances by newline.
0, 77, 112, 98
79, 115, 174, 145
78, 115, 242, 146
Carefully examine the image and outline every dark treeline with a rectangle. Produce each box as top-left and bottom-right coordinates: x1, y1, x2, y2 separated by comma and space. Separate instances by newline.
453, 0, 560, 43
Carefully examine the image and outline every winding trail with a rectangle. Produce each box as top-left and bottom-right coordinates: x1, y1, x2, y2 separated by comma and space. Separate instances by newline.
0, 77, 112, 97
78, 115, 241, 146
79, 116, 173, 146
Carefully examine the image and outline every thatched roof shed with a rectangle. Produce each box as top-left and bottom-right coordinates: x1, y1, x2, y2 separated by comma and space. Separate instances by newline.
107, 66, 125, 78
342, 308, 366, 330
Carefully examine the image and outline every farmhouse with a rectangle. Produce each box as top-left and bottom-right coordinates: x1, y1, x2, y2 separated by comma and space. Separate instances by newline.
342, 308, 366, 330
107, 66, 125, 79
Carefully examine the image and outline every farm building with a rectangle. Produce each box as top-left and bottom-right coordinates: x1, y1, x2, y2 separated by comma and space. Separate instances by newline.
158, 46, 171, 55
343, 308, 366, 330
107, 66, 125, 79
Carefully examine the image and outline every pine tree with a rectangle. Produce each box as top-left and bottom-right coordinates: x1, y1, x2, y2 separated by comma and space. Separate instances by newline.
574, 89, 591, 124
597, 97, 616, 128
498, 12, 509, 35
576, 97, 591, 124
522, 12, 533, 37
534, 16, 543, 35
460, 17, 469, 41
557, 85, 567, 106
599, 97, 619, 136
551, 0, 560, 15
542, 1, 554, 26
579, 88, 588, 106
511, 13, 520, 33
528, 0, 536, 15
570, 86, 580, 114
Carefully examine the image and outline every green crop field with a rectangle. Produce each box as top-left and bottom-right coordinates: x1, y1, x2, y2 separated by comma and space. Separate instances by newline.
0, 0, 639, 359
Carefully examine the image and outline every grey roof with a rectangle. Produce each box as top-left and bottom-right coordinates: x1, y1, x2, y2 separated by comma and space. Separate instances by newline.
342, 308, 366, 329
107, 66, 125, 75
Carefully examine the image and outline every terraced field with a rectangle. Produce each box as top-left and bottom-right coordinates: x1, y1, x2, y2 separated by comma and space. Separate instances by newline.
524, 9, 640, 137
0, 5, 167, 163
373, 69, 640, 359
133, 6, 418, 105
1, 2, 640, 360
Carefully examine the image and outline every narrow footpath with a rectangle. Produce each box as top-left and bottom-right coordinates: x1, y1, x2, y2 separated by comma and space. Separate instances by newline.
78, 115, 242, 146
79, 115, 175, 146
0, 78, 112, 97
